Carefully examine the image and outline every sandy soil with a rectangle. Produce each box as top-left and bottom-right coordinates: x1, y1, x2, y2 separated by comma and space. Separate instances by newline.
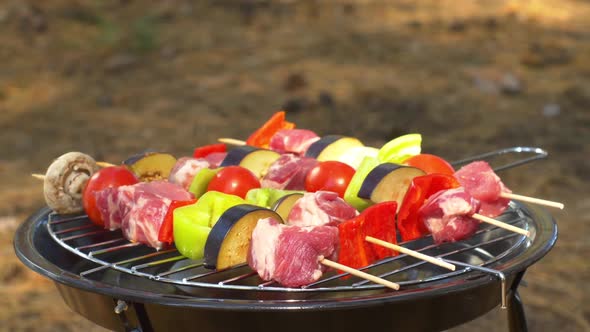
0, 1, 588, 331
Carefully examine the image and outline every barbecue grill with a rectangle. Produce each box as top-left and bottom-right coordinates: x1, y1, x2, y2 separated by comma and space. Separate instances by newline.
14, 147, 558, 332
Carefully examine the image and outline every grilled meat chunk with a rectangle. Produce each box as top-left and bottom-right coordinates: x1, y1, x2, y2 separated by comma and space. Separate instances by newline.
248, 217, 339, 287
419, 188, 481, 244
455, 161, 511, 217
287, 191, 358, 227
96, 181, 193, 248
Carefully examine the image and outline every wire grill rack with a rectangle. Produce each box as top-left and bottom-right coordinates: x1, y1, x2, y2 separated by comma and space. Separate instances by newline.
44, 147, 547, 307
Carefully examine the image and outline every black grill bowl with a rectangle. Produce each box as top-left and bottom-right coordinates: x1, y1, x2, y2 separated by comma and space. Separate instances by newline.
14, 203, 557, 332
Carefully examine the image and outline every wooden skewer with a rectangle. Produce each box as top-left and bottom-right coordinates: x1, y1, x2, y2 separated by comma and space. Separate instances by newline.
96, 161, 116, 168
32, 173, 45, 180
32, 161, 116, 181
472, 213, 530, 237
365, 236, 456, 271
218, 138, 246, 146
319, 258, 400, 290
500, 192, 564, 210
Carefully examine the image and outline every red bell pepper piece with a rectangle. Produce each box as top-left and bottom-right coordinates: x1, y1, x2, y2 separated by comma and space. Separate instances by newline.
158, 198, 198, 244
338, 216, 371, 269
338, 201, 398, 270
397, 174, 460, 242
245, 111, 295, 148
362, 201, 398, 260
193, 143, 227, 159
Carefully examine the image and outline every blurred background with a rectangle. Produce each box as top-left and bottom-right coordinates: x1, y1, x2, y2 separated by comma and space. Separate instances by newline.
0, 0, 588, 331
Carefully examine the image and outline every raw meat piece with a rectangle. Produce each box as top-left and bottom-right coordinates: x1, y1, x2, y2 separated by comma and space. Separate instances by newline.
287, 191, 358, 227
269, 129, 320, 156
96, 181, 193, 249
248, 217, 339, 287
95, 186, 133, 231
204, 152, 226, 168
397, 174, 460, 242
454, 161, 512, 217
419, 188, 481, 244
248, 218, 283, 281
261, 154, 318, 190
168, 157, 210, 191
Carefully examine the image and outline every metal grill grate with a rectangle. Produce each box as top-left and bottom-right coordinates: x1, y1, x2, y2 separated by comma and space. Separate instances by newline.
47, 207, 529, 290
43, 146, 547, 307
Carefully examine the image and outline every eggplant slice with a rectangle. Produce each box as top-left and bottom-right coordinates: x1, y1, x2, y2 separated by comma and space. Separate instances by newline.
358, 163, 426, 210
204, 205, 282, 269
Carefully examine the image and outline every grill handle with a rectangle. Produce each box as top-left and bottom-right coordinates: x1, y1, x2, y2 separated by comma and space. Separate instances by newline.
445, 259, 507, 309
450, 146, 548, 172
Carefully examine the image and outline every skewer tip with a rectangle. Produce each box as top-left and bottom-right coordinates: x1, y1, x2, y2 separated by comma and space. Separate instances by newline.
472, 213, 530, 237
96, 161, 116, 168
218, 138, 246, 146
500, 192, 564, 210
31, 173, 45, 180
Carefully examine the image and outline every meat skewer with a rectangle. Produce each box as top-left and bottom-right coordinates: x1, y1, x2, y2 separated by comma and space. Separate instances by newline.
220, 135, 564, 211
248, 215, 399, 290
455, 161, 563, 213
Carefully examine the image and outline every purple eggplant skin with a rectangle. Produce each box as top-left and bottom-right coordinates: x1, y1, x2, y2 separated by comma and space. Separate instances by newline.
122, 151, 175, 166
271, 192, 304, 221
203, 204, 281, 269
220, 146, 259, 167
358, 163, 402, 199
304, 135, 343, 159
358, 163, 425, 203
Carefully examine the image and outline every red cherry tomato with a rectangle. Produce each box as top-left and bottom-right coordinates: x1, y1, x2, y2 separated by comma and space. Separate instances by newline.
403, 154, 455, 176
305, 161, 355, 198
82, 166, 139, 226
206, 166, 261, 199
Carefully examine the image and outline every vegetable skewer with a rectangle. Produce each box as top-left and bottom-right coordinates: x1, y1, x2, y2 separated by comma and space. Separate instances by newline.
219, 136, 564, 211
32, 110, 560, 289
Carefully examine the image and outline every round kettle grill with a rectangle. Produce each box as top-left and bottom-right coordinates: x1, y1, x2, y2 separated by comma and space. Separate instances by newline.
14, 147, 558, 332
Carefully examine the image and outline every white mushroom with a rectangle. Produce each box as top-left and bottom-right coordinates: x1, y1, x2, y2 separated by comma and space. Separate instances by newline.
43, 152, 100, 214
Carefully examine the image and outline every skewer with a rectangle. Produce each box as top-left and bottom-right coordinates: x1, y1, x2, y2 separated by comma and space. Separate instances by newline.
472, 213, 530, 237
32, 161, 116, 180
319, 258, 400, 290
500, 192, 564, 210
32, 173, 45, 180
96, 161, 116, 168
217, 138, 563, 209
218, 138, 246, 146
365, 236, 456, 271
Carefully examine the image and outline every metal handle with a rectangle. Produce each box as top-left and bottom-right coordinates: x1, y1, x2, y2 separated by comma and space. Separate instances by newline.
445, 259, 507, 309
451, 146, 548, 172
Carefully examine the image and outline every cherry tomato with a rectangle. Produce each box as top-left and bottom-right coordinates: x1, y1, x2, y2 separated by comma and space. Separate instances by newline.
206, 166, 261, 199
403, 154, 455, 176
305, 161, 355, 198
83, 166, 139, 226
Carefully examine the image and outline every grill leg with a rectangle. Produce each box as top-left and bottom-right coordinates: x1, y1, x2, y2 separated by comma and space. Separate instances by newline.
507, 271, 528, 332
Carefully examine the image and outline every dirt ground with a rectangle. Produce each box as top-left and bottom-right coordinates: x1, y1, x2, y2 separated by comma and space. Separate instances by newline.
0, 0, 588, 331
